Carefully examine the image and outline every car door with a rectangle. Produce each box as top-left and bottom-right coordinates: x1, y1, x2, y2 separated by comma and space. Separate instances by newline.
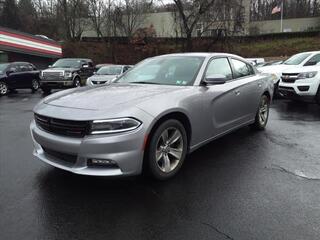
18, 63, 32, 88
229, 58, 262, 121
201, 57, 259, 137
6, 64, 21, 88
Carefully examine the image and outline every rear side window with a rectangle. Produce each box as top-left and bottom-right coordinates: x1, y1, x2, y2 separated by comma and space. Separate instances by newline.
19, 64, 29, 72
231, 59, 254, 78
205, 58, 233, 80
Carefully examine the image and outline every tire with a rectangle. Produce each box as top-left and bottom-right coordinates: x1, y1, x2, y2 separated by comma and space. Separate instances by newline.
0, 81, 8, 96
31, 79, 40, 93
251, 94, 270, 130
41, 87, 51, 94
146, 119, 188, 180
73, 77, 81, 88
316, 86, 320, 105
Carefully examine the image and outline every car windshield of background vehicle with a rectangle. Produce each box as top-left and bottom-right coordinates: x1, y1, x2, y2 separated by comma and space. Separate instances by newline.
116, 56, 205, 86
52, 59, 82, 68
0, 63, 9, 73
98, 66, 122, 75
283, 53, 312, 65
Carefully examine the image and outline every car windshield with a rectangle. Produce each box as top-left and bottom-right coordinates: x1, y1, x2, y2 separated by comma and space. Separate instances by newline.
52, 59, 82, 68
97, 66, 122, 75
283, 53, 312, 65
0, 63, 9, 73
116, 56, 205, 86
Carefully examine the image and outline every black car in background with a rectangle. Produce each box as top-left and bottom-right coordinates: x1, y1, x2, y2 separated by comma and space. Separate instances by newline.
40, 58, 95, 93
0, 62, 40, 96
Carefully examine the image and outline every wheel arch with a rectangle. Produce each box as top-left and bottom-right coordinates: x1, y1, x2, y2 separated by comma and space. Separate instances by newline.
145, 111, 192, 152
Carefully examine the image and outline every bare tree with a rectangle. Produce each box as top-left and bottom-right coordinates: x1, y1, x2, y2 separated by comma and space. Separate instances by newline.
57, 0, 88, 40
116, 0, 153, 38
172, 0, 245, 51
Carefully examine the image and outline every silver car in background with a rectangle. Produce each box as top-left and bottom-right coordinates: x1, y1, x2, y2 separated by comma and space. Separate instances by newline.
86, 65, 132, 86
30, 53, 274, 180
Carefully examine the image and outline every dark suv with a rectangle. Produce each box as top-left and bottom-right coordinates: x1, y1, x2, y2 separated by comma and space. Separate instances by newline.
0, 62, 40, 96
40, 58, 94, 93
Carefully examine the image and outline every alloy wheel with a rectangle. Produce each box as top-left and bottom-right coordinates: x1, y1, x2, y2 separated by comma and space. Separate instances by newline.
155, 127, 184, 173
0, 81, 8, 95
258, 96, 269, 126
75, 79, 81, 87
32, 79, 39, 90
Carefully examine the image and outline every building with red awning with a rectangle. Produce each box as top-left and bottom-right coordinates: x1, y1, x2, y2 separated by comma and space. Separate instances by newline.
0, 27, 62, 69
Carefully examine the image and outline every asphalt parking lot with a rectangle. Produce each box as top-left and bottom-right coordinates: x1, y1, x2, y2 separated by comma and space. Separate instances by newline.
1, 90, 320, 240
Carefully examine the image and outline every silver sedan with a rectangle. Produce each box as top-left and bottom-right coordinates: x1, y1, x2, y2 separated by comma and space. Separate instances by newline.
30, 53, 274, 180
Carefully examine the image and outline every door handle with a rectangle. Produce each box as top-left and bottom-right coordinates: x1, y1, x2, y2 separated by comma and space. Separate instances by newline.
258, 82, 262, 88
234, 90, 241, 96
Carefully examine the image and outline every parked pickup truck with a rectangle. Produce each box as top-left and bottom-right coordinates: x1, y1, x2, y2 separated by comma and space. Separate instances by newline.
40, 58, 94, 93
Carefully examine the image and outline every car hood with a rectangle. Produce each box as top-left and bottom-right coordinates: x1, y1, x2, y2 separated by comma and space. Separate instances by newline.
43, 83, 182, 111
89, 75, 117, 81
258, 64, 297, 76
43, 67, 79, 72
282, 65, 320, 74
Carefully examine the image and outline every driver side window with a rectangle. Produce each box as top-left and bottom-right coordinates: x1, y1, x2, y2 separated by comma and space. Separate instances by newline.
306, 54, 320, 65
205, 58, 233, 80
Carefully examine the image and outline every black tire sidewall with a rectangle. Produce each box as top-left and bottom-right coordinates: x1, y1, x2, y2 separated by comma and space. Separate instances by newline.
74, 77, 81, 87
31, 79, 40, 91
0, 81, 8, 96
316, 85, 320, 105
253, 95, 270, 130
146, 119, 188, 180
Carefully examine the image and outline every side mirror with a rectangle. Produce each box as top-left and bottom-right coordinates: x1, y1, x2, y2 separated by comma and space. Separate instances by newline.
203, 74, 227, 85
304, 61, 317, 66
48, 65, 52, 68
93, 71, 97, 75
82, 64, 89, 68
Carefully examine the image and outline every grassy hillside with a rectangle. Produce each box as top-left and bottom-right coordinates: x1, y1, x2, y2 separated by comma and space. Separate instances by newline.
63, 35, 320, 64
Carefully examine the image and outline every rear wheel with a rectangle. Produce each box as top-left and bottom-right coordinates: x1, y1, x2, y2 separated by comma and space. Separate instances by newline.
0, 81, 8, 96
146, 119, 188, 180
31, 79, 40, 93
251, 95, 270, 130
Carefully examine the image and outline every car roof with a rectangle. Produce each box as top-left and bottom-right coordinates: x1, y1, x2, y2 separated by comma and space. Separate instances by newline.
155, 52, 246, 60
59, 58, 92, 61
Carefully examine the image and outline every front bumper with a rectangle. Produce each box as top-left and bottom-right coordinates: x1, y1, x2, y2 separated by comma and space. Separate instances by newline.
30, 120, 145, 176
40, 80, 74, 89
278, 78, 319, 101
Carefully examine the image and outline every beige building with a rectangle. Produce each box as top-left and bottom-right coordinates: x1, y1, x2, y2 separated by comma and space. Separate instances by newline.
81, 0, 320, 39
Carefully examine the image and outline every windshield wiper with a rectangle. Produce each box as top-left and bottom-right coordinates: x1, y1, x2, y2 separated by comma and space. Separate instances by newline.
130, 81, 159, 85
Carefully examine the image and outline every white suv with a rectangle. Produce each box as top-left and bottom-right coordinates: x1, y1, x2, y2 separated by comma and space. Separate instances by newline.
258, 51, 320, 95
279, 65, 320, 104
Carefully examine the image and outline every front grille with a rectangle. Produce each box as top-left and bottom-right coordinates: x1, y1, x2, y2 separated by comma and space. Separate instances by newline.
42, 147, 77, 164
92, 81, 107, 85
43, 71, 64, 81
281, 73, 298, 83
35, 114, 89, 138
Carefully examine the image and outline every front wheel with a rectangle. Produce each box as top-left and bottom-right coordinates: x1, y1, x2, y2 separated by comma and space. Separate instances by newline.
316, 86, 320, 105
41, 87, 51, 94
0, 81, 8, 96
31, 79, 40, 92
73, 77, 81, 88
251, 95, 270, 130
146, 119, 188, 180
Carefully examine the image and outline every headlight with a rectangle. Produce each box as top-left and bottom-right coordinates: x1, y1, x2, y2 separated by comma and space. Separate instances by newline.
64, 71, 72, 78
90, 118, 142, 134
297, 71, 318, 79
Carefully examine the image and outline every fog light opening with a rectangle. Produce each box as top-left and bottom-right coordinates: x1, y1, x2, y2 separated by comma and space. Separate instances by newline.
88, 159, 118, 168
